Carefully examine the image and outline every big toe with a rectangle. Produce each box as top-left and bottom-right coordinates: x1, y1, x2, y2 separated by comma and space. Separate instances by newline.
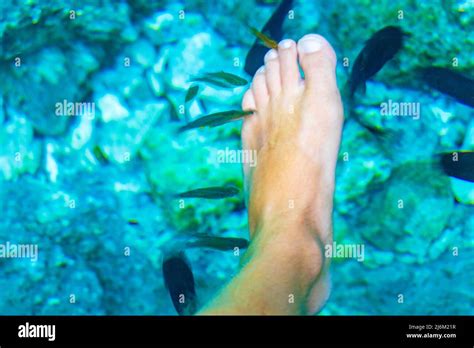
297, 34, 343, 163
297, 34, 337, 92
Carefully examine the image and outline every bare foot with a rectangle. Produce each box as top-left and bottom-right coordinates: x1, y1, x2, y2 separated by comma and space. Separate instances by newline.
241, 34, 343, 314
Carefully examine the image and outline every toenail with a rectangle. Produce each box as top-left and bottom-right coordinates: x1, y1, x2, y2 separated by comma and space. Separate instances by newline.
256, 66, 265, 74
264, 49, 278, 62
298, 36, 323, 54
278, 39, 293, 49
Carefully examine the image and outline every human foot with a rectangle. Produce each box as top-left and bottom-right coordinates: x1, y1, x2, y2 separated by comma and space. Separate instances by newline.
241, 34, 343, 313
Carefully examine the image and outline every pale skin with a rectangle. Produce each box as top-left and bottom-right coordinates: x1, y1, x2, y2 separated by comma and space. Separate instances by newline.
199, 34, 343, 315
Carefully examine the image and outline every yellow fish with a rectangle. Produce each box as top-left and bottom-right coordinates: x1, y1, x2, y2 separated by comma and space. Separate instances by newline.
249, 26, 278, 49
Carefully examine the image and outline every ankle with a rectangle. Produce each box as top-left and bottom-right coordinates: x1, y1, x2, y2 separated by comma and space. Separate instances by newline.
251, 219, 325, 285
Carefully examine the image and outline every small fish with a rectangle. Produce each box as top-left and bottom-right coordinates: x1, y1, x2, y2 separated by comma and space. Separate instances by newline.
127, 219, 139, 226
193, 72, 248, 88
420, 67, 474, 107
162, 252, 197, 316
175, 186, 240, 199
205, 72, 248, 86
439, 151, 474, 182
244, 0, 293, 76
185, 85, 199, 102
186, 235, 249, 251
249, 26, 278, 49
348, 26, 407, 97
178, 110, 253, 132
93, 145, 108, 164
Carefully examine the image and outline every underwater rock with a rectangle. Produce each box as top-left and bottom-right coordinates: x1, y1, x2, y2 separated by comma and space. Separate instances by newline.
124, 39, 156, 68
450, 177, 474, 205
164, 31, 227, 90
335, 119, 392, 213
0, 168, 168, 314
69, 113, 95, 150
67, 0, 135, 42
1, 1, 67, 59
97, 102, 165, 164
328, 249, 474, 314
0, 115, 41, 181
97, 94, 130, 123
2, 44, 99, 136
148, 8, 248, 105
1, 0, 135, 60
359, 162, 453, 261
141, 121, 244, 235
92, 49, 157, 111
354, 83, 443, 163
127, 0, 167, 16
183, 0, 273, 47
35, 190, 78, 225
143, 7, 206, 45
363, 247, 395, 269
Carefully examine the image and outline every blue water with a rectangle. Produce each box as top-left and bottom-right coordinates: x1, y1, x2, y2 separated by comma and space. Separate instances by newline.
0, 0, 473, 315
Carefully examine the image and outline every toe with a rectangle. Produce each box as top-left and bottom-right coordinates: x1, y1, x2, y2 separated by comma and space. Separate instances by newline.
296, 34, 343, 163
242, 89, 256, 111
251, 66, 269, 109
264, 49, 281, 97
277, 39, 300, 92
297, 34, 337, 91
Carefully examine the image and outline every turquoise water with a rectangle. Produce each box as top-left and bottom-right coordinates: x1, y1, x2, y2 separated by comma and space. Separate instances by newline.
0, 0, 473, 315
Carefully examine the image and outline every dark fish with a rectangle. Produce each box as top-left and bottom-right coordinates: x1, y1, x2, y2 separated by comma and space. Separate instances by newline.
186, 235, 249, 251
244, 0, 293, 76
193, 71, 248, 88
420, 67, 474, 107
162, 252, 197, 315
185, 85, 199, 102
178, 110, 253, 132
176, 186, 240, 199
127, 219, 139, 225
439, 151, 474, 182
349, 26, 407, 97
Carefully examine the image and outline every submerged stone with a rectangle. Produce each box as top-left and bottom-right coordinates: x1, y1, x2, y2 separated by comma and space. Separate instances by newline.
359, 162, 454, 261
0, 115, 41, 181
